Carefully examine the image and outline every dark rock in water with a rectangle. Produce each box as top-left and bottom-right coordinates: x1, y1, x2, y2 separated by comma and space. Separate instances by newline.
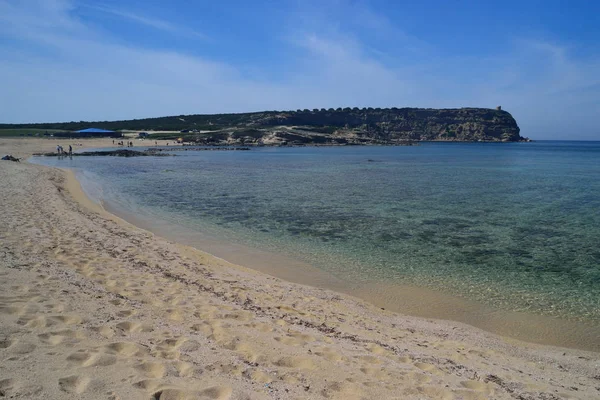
34, 149, 174, 157
160, 146, 251, 152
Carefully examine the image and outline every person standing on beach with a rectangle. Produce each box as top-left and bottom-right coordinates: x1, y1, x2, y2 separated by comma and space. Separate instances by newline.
68, 145, 72, 155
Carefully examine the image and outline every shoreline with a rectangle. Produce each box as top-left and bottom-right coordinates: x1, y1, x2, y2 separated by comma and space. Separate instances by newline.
70, 163, 600, 353
1, 137, 599, 399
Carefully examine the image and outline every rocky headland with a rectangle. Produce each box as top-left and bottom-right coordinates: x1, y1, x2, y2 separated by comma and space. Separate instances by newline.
1, 107, 527, 146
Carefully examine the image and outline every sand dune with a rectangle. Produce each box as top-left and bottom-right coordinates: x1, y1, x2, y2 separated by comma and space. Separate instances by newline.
0, 138, 599, 399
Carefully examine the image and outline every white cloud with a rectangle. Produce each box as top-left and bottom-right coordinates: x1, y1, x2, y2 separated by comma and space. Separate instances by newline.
85, 3, 208, 40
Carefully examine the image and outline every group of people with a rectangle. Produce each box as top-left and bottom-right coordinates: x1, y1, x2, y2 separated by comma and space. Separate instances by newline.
56, 145, 72, 155
112, 140, 134, 147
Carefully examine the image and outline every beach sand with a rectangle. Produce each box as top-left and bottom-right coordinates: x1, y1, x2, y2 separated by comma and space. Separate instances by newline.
1, 138, 599, 399
0, 137, 175, 160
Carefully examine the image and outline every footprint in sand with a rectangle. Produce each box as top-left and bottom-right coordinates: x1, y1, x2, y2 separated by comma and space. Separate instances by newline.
165, 309, 185, 321
414, 362, 435, 372
0, 378, 18, 395
38, 329, 85, 345
321, 381, 365, 400
275, 331, 316, 347
366, 343, 390, 356
313, 346, 344, 362
406, 371, 432, 384
152, 337, 189, 360
7, 340, 36, 354
153, 389, 191, 400
37, 332, 66, 346
95, 353, 117, 367
135, 361, 166, 378
223, 339, 259, 363
58, 375, 90, 394
221, 310, 254, 322
105, 342, 147, 357
199, 386, 233, 400
244, 369, 273, 384
94, 325, 115, 338
173, 361, 194, 377
66, 351, 94, 366
133, 379, 161, 393
356, 355, 382, 365
22, 315, 57, 329
49, 315, 83, 325
244, 321, 273, 333
115, 321, 152, 334
43, 303, 66, 312
211, 362, 244, 378
67, 351, 117, 367
117, 309, 137, 318
359, 366, 390, 380
280, 373, 301, 384
274, 356, 318, 371
1, 302, 40, 317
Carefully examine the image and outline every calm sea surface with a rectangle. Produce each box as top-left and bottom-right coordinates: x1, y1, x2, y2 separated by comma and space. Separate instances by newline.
33, 141, 600, 325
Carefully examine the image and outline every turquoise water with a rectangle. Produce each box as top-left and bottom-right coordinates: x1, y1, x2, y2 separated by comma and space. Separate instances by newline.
33, 142, 600, 323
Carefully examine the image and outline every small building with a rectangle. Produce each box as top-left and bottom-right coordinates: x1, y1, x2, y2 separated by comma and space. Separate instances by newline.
73, 128, 121, 138
138, 132, 149, 138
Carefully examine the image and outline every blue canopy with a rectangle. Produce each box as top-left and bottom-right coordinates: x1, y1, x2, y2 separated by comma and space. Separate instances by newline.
75, 128, 115, 133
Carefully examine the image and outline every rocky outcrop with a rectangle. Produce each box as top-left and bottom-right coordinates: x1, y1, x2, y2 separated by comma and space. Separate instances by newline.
187, 107, 522, 146
251, 107, 523, 142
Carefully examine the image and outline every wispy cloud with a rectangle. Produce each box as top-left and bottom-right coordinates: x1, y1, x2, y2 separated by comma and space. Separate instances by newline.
84, 3, 208, 40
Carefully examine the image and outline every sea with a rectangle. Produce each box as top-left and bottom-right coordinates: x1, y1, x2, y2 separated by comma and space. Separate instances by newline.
32, 141, 600, 349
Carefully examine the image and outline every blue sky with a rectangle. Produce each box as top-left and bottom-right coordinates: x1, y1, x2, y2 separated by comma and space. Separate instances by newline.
1, 0, 599, 139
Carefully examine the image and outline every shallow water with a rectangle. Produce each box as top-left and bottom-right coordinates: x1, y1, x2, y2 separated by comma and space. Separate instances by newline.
33, 142, 600, 328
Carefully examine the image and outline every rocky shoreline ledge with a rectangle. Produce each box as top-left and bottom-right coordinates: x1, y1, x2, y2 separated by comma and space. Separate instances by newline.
33, 149, 173, 157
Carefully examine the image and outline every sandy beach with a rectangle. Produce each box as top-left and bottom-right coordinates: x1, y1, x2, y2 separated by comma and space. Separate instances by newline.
1, 138, 599, 399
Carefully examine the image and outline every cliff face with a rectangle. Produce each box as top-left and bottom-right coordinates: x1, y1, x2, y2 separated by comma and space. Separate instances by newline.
0, 107, 523, 143
251, 107, 522, 142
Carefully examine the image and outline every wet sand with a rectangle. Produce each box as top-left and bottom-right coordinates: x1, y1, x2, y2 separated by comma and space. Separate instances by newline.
1, 137, 599, 399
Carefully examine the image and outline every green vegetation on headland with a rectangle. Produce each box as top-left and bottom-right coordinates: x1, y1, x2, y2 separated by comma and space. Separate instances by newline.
0, 107, 527, 145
